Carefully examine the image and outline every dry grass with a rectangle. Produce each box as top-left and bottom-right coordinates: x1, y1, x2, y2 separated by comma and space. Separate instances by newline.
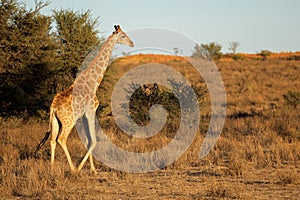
224, 51, 300, 61
0, 55, 300, 199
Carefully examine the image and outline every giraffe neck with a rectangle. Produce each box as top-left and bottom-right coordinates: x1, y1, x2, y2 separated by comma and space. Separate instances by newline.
77, 34, 117, 94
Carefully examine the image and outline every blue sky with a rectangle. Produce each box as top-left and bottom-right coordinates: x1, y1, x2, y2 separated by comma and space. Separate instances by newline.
25, 0, 299, 53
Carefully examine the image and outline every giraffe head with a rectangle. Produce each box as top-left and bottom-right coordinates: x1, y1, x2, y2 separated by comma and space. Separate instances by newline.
112, 25, 134, 47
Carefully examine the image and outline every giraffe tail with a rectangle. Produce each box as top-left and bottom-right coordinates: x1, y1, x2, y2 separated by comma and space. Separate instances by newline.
34, 108, 55, 156
34, 131, 50, 156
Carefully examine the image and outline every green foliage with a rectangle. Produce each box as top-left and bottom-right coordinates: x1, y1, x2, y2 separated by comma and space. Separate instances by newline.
259, 50, 272, 60
53, 9, 101, 76
0, 0, 55, 73
129, 84, 169, 127
232, 53, 246, 61
191, 44, 207, 58
201, 42, 223, 59
0, 0, 56, 117
283, 90, 300, 108
128, 82, 207, 134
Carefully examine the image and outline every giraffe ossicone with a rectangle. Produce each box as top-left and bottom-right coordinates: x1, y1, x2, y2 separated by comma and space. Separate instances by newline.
37, 25, 134, 173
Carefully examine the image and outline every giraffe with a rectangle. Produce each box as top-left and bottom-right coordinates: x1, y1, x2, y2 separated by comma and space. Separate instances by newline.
35, 25, 134, 173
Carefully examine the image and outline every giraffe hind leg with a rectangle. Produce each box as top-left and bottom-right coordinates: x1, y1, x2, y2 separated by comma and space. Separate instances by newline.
50, 112, 60, 173
57, 121, 76, 173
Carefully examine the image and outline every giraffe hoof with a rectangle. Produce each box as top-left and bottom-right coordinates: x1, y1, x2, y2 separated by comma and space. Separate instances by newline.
70, 168, 77, 175
90, 168, 97, 174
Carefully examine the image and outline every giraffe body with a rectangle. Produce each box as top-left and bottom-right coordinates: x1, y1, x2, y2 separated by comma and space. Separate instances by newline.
45, 25, 134, 173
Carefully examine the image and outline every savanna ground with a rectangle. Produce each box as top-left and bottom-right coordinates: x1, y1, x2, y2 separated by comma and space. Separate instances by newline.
0, 54, 300, 199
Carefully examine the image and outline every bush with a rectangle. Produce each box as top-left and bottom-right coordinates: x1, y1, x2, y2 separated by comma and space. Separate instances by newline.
192, 42, 223, 60
232, 53, 246, 61
128, 82, 207, 134
201, 42, 223, 60
259, 50, 272, 60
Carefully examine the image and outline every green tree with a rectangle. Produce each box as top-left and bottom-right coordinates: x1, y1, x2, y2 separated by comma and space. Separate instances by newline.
53, 9, 101, 78
0, 0, 57, 116
0, 0, 55, 73
259, 50, 272, 60
200, 42, 223, 59
191, 44, 208, 59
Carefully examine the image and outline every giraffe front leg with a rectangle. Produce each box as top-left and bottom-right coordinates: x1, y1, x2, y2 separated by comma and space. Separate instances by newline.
77, 112, 97, 172
89, 154, 97, 174
77, 142, 96, 172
